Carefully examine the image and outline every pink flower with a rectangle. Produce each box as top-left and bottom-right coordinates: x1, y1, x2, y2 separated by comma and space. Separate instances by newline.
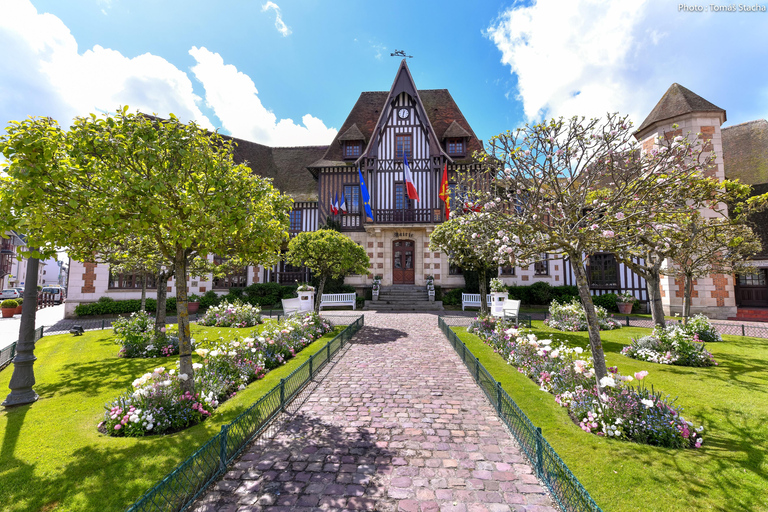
616, 212, 625, 220
634, 371, 649, 380
160, 327, 166, 333
114, 424, 122, 430
602, 230, 615, 238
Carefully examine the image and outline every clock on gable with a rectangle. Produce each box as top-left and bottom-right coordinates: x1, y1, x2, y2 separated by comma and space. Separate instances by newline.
398, 108, 409, 119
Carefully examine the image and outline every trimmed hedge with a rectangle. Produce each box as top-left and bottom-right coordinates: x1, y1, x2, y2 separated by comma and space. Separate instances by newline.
74, 297, 178, 317
506, 282, 579, 305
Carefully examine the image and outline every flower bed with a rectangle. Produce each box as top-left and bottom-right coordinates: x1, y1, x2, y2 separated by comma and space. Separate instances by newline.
100, 312, 332, 437
621, 324, 717, 367
545, 298, 621, 331
198, 301, 262, 328
468, 318, 703, 449
112, 311, 180, 358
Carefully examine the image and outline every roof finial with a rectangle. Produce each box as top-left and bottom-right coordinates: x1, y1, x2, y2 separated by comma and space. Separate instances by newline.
390, 50, 413, 59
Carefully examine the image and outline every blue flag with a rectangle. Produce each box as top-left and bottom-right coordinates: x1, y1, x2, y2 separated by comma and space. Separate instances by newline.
358, 167, 374, 221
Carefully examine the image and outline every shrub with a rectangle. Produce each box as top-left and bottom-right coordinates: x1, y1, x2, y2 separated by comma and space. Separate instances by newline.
441, 288, 464, 306
101, 312, 332, 437
529, 281, 552, 305
550, 285, 579, 304
198, 301, 262, 328
2, 299, 18, 308
469, 320, 704, 449
15, 297, 23, 305
684, 314, 722, 343
592, 293, 619, 312
545, 298, 621, 331
112, 311, 180, 358
621, 325, 717, 367
75, 297, 177, 316
200, 290, 221, 309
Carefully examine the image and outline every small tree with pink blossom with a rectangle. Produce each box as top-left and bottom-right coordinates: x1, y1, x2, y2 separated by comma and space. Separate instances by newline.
476, 113, 716, 384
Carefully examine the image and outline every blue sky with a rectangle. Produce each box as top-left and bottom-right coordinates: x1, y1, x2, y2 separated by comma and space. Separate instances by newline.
1, 0, 768, 148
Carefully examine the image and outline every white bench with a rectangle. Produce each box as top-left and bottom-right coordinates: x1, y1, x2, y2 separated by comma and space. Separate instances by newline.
501, 299, 521, 323
319, 293, 357, 311
462, 293, 493, 311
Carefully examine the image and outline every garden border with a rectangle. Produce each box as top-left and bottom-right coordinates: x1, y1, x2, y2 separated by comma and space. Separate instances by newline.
124, 314, 364, 512
0, 327, 44, 372
437, 316, 602, 512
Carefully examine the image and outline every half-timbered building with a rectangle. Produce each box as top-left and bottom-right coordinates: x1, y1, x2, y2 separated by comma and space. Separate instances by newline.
65, 62, 768, 320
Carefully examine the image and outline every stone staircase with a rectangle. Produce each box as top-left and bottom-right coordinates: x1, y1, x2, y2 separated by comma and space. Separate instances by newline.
364, 285, 444, 311
728, 307, 768, 323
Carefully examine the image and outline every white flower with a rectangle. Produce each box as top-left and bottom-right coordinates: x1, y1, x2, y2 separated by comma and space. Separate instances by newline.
573, 347, 583, 354
550, 350, 560, 359
179, 373, 189, 381
599, 376, 616, 388
641, 399, 654, 408
238, 384, 246, 391
541, 339, 552, 345
192, 363, 203, 370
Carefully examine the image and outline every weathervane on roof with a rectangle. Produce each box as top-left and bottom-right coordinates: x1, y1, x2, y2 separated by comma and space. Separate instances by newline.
390, 50, 413, 58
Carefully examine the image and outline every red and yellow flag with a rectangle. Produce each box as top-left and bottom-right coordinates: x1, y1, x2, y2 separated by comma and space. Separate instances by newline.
438, 163, 450, 219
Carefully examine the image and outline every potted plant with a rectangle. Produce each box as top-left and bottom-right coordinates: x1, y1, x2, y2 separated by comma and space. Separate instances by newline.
489, 278, 508, 316
2, 299, 18, 318
616, 291, 636, 315
15, 297, 23, 315
187, 293, 201, 314
296, 283, 315, 311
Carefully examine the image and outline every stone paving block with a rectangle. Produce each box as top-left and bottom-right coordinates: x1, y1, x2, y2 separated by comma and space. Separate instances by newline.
191, 313, 556, 512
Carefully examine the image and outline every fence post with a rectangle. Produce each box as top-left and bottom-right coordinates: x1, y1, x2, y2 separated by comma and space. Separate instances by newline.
626, 316, 630, 327
10, 342, 16, 361
496, 381, 502, 413
742, 324, 746, 337
280, 378, 286, 411
475, 356, 480, 382
461, 343, 466, 363
309, 354, 314, 379
102, 319, 106, 330
219, 424, 229, 471
535, 427, 544, 478
326, 341, 331, 362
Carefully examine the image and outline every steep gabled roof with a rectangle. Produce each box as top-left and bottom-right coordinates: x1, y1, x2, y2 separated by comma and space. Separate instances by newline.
635, 83, 726, 137
225, 134, 325, 201
338, 123, 366, 141
722, 119, 768, 185
442, 120, 471, 139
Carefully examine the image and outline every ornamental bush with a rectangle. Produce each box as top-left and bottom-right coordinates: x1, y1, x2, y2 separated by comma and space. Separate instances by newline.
2, 299, 18, 308
112, 311, 180, 358
469, 320, 704, 449
545, 298, 621, 331
684, 314, 722, 343
101, 312, 332, 437
621, 325, 717, 367
198, 301, 262, 328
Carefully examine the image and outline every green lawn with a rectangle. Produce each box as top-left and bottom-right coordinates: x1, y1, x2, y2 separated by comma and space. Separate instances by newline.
454, 322, 768, 512
0, 323, 343, 512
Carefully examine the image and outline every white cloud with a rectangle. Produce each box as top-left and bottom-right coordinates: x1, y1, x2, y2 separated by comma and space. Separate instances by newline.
486, 0, 653, 124
189, 46, 336, 146
261, 2, 291, 37
0, 0, 213, 128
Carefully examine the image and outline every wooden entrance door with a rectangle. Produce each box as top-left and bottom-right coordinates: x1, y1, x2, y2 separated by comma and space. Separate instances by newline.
392, 240, 415, 284
736, 269, 768, 306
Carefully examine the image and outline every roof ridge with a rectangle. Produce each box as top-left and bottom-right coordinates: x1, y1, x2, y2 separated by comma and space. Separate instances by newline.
722, 119, 768, 130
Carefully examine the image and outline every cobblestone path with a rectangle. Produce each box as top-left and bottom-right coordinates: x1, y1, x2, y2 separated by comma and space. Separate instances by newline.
193, 312, 557, 512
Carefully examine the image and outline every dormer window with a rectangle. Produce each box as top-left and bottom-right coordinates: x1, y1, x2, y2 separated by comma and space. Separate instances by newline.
343, 141, 362, 159
447, 138, 465, 156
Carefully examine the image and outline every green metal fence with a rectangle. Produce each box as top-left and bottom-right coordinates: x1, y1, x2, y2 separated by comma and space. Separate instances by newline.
125, 315, 364, 512
438, 316, 602, 512
0, 327, 45, 372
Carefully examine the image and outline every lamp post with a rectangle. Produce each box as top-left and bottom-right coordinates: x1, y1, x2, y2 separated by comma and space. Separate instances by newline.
3, 256, 40, 407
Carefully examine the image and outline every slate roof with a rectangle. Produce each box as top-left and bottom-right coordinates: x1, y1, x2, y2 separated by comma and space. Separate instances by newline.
225, 134, 325, 201
722, 119, 768, 186
338, 123, 365, 141
312, 89, 483, 168
636, 83, 726, 136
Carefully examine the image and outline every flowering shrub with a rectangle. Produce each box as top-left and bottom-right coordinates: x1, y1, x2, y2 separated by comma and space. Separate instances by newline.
198, 301, 262, 328
101, 312, 332, 437
112, 311, 180, 358
545, 299, 621, 331
490, 278, 506, 293
621, 325, 717, 367
684, 314, 722, 343
469, 320, 703, 448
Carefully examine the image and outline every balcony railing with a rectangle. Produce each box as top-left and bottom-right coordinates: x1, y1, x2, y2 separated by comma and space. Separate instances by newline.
374, 208, 442, 224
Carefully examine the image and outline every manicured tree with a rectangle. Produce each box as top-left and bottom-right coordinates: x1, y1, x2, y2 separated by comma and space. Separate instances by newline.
477, 114, 715, 384
1, 111, 293, 394
429, 212, 502, 315
286, 229, 370, 312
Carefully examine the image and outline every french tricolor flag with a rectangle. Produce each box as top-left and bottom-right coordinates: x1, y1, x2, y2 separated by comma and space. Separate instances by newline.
403, 154, 420, 202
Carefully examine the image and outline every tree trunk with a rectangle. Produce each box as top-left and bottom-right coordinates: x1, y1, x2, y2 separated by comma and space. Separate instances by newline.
314, 275, 327, 313
479, 267, 488, 315
570, 254, 608, 386
645, 271, 666, 328
174, 248, 194, 394
140, 271, 147, 312
155, 270, 169, 334
683, 273, 693, 324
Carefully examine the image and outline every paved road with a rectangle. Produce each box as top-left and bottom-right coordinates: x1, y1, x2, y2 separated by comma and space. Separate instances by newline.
0, 304, 65, 350
192, 312, 556, 512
